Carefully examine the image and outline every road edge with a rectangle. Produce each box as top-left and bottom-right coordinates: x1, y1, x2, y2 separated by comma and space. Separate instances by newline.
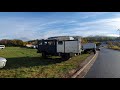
71, 51, 99, 78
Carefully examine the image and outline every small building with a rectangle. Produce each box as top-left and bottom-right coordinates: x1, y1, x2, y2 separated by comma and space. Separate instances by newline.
26, 44, 36, 48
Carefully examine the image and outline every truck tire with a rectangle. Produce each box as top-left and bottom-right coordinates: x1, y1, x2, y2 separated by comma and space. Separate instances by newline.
61, 53, 70, 60
66, 53, 70, 59
93, 49, 96, 54
42, 52, 47, 58
84, 50, 87, 54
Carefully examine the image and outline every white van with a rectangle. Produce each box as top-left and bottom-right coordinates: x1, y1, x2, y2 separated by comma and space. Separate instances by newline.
0, 45, 5, 49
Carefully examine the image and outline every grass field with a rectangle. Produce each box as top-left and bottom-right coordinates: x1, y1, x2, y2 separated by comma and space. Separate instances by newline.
108, 45, 120, 51
0, 47, 90, 78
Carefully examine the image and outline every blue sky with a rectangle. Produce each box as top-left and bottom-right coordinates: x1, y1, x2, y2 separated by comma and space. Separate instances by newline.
0, 12, 120, 41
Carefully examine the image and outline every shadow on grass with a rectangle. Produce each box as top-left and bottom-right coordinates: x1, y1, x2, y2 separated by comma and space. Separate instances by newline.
4, 57, 65, 69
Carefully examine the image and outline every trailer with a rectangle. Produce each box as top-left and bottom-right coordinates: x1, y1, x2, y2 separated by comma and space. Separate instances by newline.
37, 36, 82, 59
82, 43, 96, 54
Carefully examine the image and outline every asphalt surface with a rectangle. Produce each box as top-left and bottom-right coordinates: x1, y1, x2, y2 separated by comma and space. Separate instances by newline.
85, 48, 120, 78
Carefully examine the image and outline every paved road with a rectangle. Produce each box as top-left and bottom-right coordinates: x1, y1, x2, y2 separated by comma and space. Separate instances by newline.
85, 48, 120, 78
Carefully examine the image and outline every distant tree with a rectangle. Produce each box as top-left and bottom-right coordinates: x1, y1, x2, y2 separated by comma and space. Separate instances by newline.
27, 40, 38, 45
107, 41, 113, 48
0, 39, 24, 47
81, 38, 88, 44
23, 42, 28, 46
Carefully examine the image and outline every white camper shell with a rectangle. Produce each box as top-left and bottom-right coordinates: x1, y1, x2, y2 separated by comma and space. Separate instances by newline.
83, 43, 96, 54
57, 40, 81, 54
83, 43, 96, 50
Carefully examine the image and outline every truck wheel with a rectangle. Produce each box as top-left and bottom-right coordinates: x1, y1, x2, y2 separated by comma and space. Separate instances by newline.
61, 54, 65, 60
61, 53, 70, 60
84, 50, 87, 54
65, 53, 70, 60
94, 51, 96, 54
93, 50, 96, 54
42, 52, 47, 58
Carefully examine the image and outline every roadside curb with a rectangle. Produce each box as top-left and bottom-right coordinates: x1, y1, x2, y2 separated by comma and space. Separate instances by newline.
71, 51, 99, 78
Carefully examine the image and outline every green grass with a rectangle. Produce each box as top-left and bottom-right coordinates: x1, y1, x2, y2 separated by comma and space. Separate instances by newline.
108, 45, 120, 50
0, 47, 90, 78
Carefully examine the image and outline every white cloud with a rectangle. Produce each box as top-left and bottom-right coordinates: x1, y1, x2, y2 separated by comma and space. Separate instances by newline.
106, 34, 119, 37
80, 12, 109, 19
73, 17, 120, 37
0, 12, 120, 41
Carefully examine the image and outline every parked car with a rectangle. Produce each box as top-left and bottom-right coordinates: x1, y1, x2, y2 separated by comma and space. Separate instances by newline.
26, 44, 37, 49
0, 45, 5, 49
0, 57, 7, 68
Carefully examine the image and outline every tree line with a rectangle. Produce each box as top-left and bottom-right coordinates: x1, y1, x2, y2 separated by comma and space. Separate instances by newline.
81, 35, 118, 46
0, 39, 27, 47
0, 36, 118, 47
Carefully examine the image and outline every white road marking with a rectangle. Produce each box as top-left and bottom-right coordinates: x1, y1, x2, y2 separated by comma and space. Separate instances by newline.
71, 51, 98, 78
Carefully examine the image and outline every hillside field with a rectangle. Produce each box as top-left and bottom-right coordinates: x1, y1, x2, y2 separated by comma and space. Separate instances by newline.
0, 47, 89, 78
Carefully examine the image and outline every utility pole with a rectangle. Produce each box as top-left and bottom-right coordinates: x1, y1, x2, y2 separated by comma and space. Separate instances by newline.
118, 29, 120, 39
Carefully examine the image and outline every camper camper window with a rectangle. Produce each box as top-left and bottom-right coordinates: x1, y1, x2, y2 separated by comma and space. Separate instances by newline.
58, 41, 63, 45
